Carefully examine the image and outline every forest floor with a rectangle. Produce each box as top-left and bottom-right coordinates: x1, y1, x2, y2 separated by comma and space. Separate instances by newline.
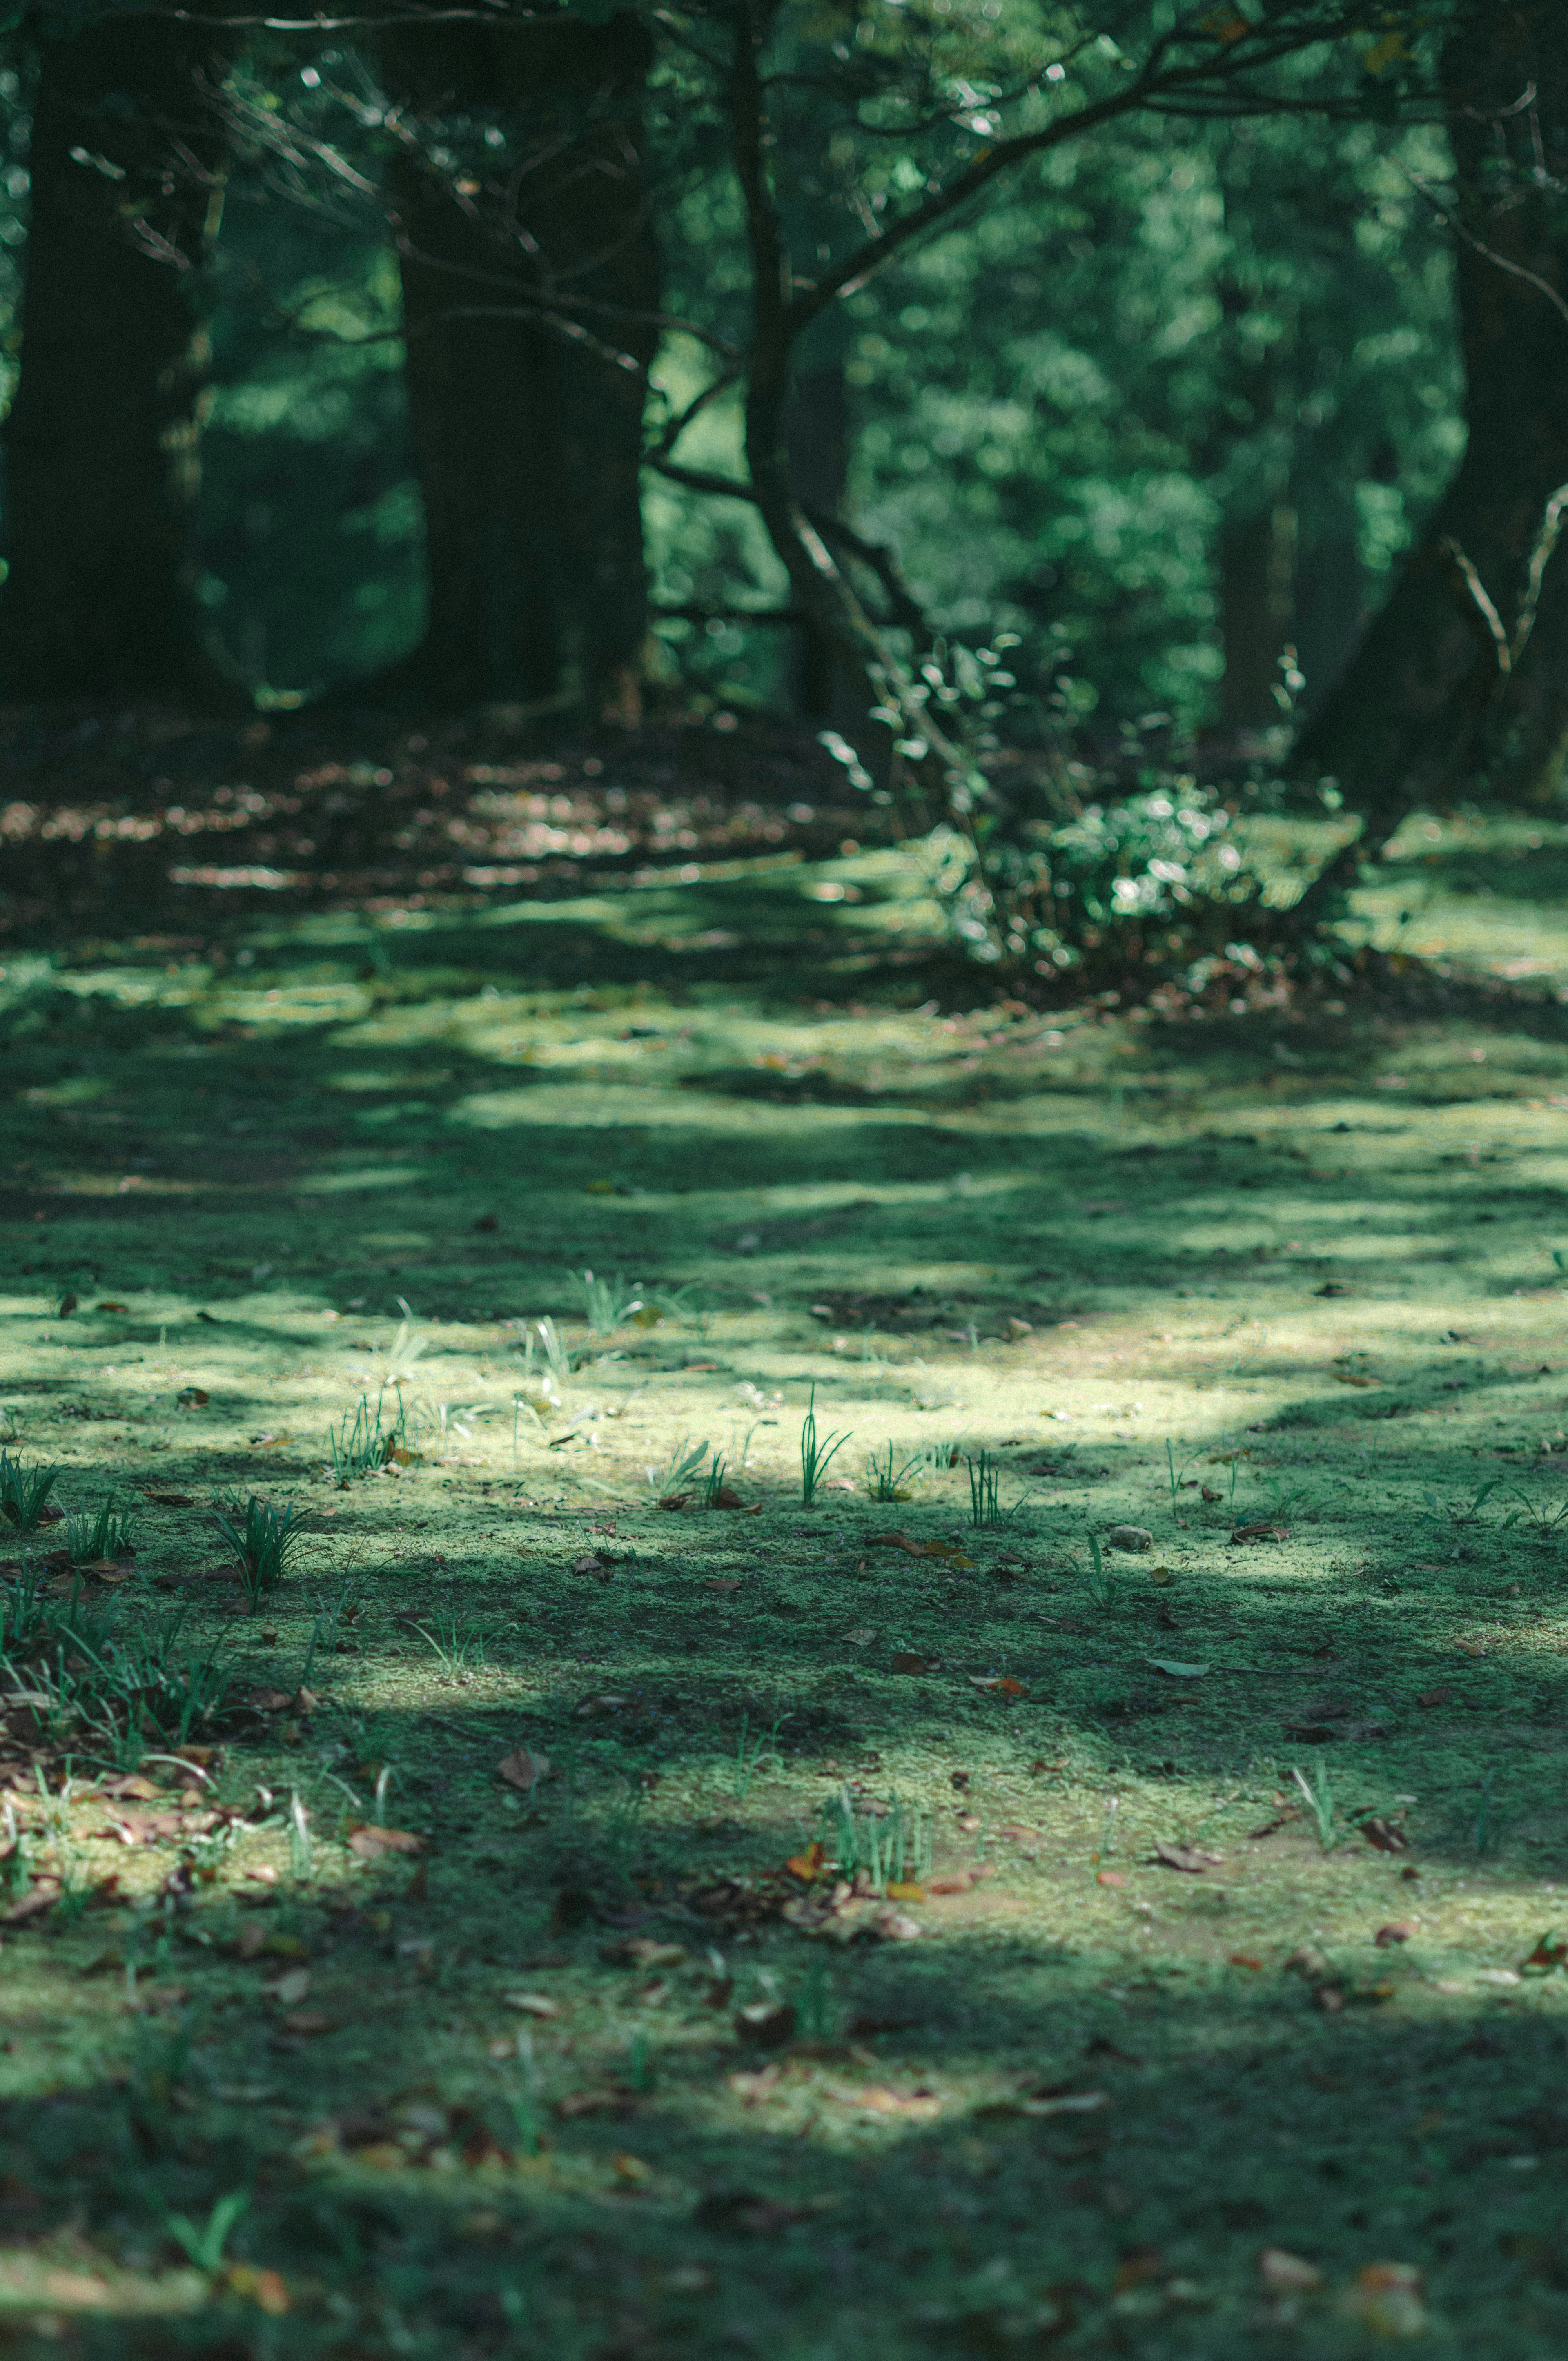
4, 713, 1568, 2357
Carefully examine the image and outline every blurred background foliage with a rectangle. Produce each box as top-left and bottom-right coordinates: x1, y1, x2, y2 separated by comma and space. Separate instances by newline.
0, 18, 1465, 725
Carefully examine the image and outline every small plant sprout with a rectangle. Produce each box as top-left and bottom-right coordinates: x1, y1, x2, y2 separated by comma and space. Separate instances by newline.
0, 1451, 61, 1532
800, 1385, 852, 1504
864, 1443, 920, 1503
1086, 1530, 1114, 1608
163, 2188, 250, 2277
410, 1610, 488, 1677
213, 1496, 303, 1610
1292, 1762, 1340, 1851
62, 1495, 136, 1565
534, 1318, 574, 1384
702, 1452, 732, 1507
730, 1710, 785, 1800
373, 1764, 397, 1826
648, 1437, 709, 1502
967, 1450, 1002, 1528
818, 1787, 933, 1894
300, 1583, 358, 1688
1423, 1479, 1501, 1529
1165, 1439, 1201, 1511
327, 1388, 408, 1483
288, 1791, 313, 1879
578, 1270, 643, 1336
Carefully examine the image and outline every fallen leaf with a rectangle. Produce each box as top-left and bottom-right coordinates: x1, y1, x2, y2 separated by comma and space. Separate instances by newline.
1096, 1871, 1127, 1889
969, 1675, 1026, 1697
503, 1993, 562, 2018
842, 1626, 877, 1645
1359, 1817, 1409, 1854
1230, 1521, 1288, 1544
270, 1968, 312, 2006
571, 1552, 619, 1577
1521, 1931, 1568, 1976
1152, 1842, 1222, 1874
245, 1688, 294, 1715
827, 2082, 942, 2120
612, 2151, 650, 2185
1228, 1953, 1265, 1971
786, 1841, 828, 1883
1375, 1924, 1414, 1948
1417, 1686, 1452, 1709
56, 1293, 78, 1318
1259, 2248, 1324, 2294
927, 1871, 984, 1896
657, 1492, 691, 1512
704, 1577, 743, 1594
1106, 1525, 1152, 1552
1334, 1372, 1381, 1389
892, 1650, 932, 1675
346, 1824, 428, 1859
886, 1881, 927, 1903
978, 2089, 1107, 2122
496, 1745, 553, 1793
174, 1386, 209, 1410
708, 1486, 752, 1510
280, 2011, 335, 2038
1349, 2262, 1425, 2338
96, 1301, 129, 1314
1316, 1281, 1352, 1297
868, 1532, 973, 1566
220, 2264, 291, 2316
1146, 1657, 1209, 1679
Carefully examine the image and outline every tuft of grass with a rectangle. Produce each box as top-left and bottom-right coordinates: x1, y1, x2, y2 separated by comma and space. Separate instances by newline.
728, 1710, 784, 1800
1085, 1529, 1114, 1609
213, 1495, 303, 1610
648, 1437, 709, 1501
578, 1269, 644, 1336
62, 1495, 136, 1565
967, 1449, 1002, 1527
0, 1451, 60, 1533
410, 1610, 489, 1677
327, 1387, 407, 1483
800, 1385, 852, 1504
819, 1786, 933, 1894
864, 1443, 920, 1502
702, 1452, 731, 1506
1292, 1761, 1340, 1850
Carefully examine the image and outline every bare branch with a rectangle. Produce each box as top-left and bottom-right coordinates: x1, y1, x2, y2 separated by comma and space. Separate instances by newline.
1398, 160, 1568, 335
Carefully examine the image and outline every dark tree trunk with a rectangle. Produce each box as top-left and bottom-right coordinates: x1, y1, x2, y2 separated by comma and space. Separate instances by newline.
0, 14, 232, 702
382, 13, 658, 715
1220, 500, 1294, 731
787, 339, 851, 719
1295, 2, 1568, 811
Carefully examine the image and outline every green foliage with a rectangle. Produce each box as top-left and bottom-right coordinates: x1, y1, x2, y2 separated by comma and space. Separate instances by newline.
0, 1452, 60, 1533
212, 1494, 303, 1609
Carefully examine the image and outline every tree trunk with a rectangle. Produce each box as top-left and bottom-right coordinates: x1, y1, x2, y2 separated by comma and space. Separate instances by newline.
1220, 500, 1294, 732
0, 14, 232, 702
382, 13, 658, 715
787, 337, 851, 719
1294, 1, 1568, 811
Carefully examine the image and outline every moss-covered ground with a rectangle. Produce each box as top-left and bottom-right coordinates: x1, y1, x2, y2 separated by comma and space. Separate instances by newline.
4, 723, 1568, 2356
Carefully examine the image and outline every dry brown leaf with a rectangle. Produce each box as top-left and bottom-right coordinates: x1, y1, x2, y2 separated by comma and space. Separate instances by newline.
892, 1650, 932, 1675
496, 1745, 552, 1793
1349, 2263, 1425, 2337
1151, 1841, 1222, 1874
1230, 1522, 1289, 1544
346, 1824, 428, 1859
